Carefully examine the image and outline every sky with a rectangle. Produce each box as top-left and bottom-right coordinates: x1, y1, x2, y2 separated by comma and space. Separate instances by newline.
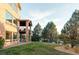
20, 3, 79, 34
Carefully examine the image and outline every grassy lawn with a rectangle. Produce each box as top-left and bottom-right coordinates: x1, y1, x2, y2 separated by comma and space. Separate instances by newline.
0, 42, 70, 55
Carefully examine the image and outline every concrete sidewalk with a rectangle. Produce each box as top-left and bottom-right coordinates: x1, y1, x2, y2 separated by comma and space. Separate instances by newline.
3, 42, 31, 49
54, 46, 79, 55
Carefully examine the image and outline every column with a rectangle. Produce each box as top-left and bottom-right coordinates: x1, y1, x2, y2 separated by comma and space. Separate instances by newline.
11, 32, 13, 42
29, 26, 31, 42
26, 21, 29, 42
17, 20, 20, 43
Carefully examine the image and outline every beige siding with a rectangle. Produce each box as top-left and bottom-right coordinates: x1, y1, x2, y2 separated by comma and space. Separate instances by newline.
0, 3, 21, 39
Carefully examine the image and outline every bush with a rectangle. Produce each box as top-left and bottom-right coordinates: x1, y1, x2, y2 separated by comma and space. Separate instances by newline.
31, 34, 41, 41
0, 37, 5, 49
42, 39, 48, 42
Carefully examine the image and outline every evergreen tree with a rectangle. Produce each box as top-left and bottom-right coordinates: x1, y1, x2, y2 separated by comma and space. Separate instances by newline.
42, 21, 58, 43
61, 10, 79, 47
32, 23, 42, 41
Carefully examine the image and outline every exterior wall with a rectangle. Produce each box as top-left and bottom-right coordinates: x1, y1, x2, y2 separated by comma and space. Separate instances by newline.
0, 3, 21, 34
0, 3, 21, 47
0, 22, 5, 38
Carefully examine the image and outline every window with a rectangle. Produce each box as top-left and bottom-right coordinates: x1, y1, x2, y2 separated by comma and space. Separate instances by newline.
5, 12, 13, 23
6, 31, 12, 39
13, 33, 17, 39
5, 12, 13, 19
13, 19, 17, 25
5, 11, 17, 25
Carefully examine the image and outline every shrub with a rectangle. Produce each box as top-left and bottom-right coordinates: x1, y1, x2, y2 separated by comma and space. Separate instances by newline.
31, 35, 41, 41
42, 39, 48, 42
0, 37, 5, 49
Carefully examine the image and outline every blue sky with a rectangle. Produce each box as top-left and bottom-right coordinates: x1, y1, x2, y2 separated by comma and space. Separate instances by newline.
20, 3, 79, 34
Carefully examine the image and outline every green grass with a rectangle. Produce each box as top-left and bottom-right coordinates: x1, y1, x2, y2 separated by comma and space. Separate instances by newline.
0, 42, 70, 55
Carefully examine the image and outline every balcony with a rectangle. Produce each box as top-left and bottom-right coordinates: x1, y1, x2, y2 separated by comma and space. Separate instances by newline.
5, 21, 17, 32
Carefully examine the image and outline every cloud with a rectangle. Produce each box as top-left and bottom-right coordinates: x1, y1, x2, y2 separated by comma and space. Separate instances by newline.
53, 18, 69, 34
28, 10, 55, 30
28, 10, 69, 34
29, 10, 54, 20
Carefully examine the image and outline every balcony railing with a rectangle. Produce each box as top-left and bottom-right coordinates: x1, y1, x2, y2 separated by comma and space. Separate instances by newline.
5, 20, 17, 28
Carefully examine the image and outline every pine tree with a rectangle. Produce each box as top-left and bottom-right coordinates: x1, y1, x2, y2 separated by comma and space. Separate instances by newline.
61, 10, 79, 47
32, 23, 42, 41
42, 21, 58, 43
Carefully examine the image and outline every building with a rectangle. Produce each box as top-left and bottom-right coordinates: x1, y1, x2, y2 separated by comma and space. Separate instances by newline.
19, 19, 32, 42
0, 3, 21, 47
